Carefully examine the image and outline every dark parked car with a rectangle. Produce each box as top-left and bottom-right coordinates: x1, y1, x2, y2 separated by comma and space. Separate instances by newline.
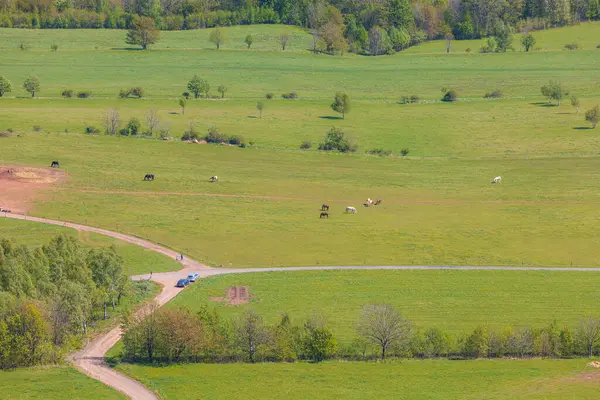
176, 278, 190, 288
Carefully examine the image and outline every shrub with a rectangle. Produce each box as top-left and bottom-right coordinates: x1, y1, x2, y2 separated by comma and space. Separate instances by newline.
7, 128, 13, 133
465, 48, 471, 53
400, 95, 420, 104
401, 148, 410, 156
182, 92, 190, 99
50, 44, 58, 52
318, 127, 357, 153
410, 95, 421, 103
130, 87, 144, 98
120, 118, 141, 136
77, 91, 91, 99
368, 148, 392, 156
85, 125, 100, 134
300, 140, 312, 149
282, 92, 297, 99
564, 43, 579, 50
596, 44, 600, 49
61, 89, 73, 98
19, 42, 28, 51
441, 89, 458, 102
181, 122, 198, 140
33, 125, 41, 132
484, 90, 503, 99
265, 93, 274, 99
118, 89, 129, 98
228, 135, 245, 146
205, 126, 226, 143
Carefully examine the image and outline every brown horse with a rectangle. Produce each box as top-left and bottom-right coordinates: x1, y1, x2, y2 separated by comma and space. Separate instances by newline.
321, 204, 329, 211
320, 212, 329, 219
374, 199, 382, 205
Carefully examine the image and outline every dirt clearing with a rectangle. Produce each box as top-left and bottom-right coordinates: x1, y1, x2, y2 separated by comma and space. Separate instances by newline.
211, 286, 252, 305
0, 166, 66, 213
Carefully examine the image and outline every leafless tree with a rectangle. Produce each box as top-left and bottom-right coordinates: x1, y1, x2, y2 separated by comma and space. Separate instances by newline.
233, 309, 268, 363
280, 33, 290, 51
104, 108, 121, 135
357, 304, 412, 360
577, 317, 600, 357
145, 109, 160, 136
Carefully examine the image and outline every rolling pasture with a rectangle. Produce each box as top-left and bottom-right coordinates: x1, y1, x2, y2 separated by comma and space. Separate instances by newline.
168, 269, 600, 341
116, 359, 600, 400
0, 366, 125, 400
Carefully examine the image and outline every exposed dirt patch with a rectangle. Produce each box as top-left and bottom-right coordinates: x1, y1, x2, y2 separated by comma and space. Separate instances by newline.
588, 361, 600, 368
0, 166, 66, 213
211, 286, 252, 305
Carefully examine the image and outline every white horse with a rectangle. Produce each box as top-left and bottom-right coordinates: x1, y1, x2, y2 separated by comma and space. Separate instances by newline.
210, 175, 218, 182
491, 176, 501, 184
346, 206, 357, 214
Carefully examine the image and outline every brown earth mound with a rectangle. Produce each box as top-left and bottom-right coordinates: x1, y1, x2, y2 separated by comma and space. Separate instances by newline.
211, 286, 252, 305
588, 361, 600, 368
0, 166, 66, 213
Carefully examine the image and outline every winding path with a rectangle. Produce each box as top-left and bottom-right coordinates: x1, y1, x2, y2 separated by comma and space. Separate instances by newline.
5, 212, 600, 399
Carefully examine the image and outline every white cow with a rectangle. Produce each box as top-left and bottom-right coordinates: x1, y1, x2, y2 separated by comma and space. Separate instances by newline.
210, 175, 218, 182
346, 206, 357, 214
492, 176, 501, 184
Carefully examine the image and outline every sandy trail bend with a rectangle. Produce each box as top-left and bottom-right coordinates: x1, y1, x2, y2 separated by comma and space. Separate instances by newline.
5, 212, 600, 400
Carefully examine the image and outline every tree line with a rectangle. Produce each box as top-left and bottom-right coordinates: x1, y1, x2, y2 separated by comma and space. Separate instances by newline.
119, 303, 600, 365
0, 234, 141, 369
2, 0, 599, 54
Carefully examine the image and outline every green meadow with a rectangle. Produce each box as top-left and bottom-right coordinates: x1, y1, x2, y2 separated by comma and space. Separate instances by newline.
0, 366, 125, 400
168, 269, 600, 341
116, 359, 600, 400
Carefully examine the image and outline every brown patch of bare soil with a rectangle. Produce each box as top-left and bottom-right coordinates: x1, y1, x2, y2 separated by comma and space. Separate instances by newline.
0, 166, 66, 213
588, 361, 600, 368
211, 286, 252, 305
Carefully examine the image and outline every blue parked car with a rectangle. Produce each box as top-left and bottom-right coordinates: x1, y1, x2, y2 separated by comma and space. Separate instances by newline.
187, 273, 199, 282
176, 278, 190, 288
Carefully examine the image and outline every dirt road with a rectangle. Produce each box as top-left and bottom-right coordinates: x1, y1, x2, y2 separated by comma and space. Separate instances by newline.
5, 212, 600, 399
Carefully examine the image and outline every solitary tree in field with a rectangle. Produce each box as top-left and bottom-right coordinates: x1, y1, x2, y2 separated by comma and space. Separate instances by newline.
279, 32, 290, 50
23, 76, 40, 97
541, 81, 568, 105
104, 108, 121, 135
210, 26, 225, 50
187, 75, 210, 99
570, 96, 580, 113
0, 76, 12, 97
179, 97, 187, 115
145, 109, 160, 136
125, 17, 160, 50
217, 85, 228, 98
245, 34, 253, 49
357, 304, 412, 360
256, 100, 265, 118
331, 92, 351, 119
444, 32, 454, 53
520, 33, 536, 52
585, 105, 599, 128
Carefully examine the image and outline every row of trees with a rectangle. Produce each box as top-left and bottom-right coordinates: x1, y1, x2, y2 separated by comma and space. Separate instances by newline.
120, 303, 600, 364
0, 235, 134, 369
3, 0, 600, 54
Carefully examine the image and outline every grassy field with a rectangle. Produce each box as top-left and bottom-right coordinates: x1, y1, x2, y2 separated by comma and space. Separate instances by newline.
167, 269, 600, 340
0, 218, 176, 275
0, 366, 125, 399
1, 133, 600, 267
115, 359, 600, 400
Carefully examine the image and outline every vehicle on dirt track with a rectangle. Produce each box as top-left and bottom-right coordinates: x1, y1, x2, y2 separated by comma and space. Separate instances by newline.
187, 273, 199, 282
176, 278, 190, 288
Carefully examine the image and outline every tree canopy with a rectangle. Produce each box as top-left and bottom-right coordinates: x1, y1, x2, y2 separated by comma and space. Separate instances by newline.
125, 16, 160, 50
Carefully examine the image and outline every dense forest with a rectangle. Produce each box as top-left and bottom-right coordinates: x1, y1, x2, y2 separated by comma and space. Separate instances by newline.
0, 235, 143, 369
1, 0, 599, 52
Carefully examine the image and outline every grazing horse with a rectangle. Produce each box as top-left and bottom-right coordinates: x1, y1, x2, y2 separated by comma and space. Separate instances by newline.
50, 161, 59, 168
346, 206, 357, 214
374, 199, 382, 205
210, 175, 218, 183
143, 174, 155, 181
320, 212, 329, 219
491, 176, 501, 184
321, 204, 329, 211
363, 203, 370, 207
